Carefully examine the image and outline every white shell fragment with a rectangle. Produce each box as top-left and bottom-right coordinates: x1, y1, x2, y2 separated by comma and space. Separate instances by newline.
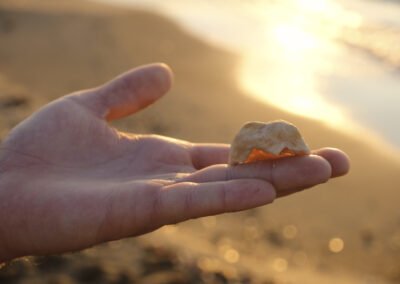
229, 120, 311, 165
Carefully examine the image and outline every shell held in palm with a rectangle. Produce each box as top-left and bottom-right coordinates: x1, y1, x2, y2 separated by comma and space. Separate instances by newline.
229, 120, 311, 166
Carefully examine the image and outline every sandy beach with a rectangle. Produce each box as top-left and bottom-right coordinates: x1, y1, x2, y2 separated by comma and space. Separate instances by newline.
1, 0, 400, 283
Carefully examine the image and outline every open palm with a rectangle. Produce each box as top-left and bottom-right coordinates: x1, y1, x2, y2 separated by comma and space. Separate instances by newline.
0, 64, 349, 262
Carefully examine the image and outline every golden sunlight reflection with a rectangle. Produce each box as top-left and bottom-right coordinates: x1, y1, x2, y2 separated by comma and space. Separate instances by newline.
272, 24, 319, 57
329, 237, 345, 253
224, 249, 240, 263
272, 257, 288, 272
282, 224, 298, 240
239, 0, 362, 127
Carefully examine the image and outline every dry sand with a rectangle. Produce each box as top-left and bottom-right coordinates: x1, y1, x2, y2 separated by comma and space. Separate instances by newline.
0, 0, 400, 283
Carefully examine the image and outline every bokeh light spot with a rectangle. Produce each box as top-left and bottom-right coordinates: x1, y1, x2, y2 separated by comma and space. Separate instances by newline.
273, 257, 288, 272
329, 237, 344, 253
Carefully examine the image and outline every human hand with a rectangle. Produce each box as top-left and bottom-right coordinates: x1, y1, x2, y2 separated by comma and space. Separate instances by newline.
0, 64, 349, 262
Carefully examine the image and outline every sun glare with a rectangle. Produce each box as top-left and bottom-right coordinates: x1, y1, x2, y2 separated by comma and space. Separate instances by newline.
238, 0, 359, 127
272, 24, 318, 56
297, 0, 332, 12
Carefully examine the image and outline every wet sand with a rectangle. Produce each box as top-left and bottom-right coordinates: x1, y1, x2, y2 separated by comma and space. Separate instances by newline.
1, 0, 400, 283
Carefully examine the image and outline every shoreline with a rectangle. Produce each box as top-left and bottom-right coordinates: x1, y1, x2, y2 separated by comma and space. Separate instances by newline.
1, 0, 400, 283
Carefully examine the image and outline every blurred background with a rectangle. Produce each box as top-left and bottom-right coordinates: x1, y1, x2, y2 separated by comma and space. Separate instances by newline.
96, 0, 400, 151
0, 0, 399, 283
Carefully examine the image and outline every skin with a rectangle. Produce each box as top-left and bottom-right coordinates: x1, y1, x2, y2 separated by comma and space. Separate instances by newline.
0, 64, 350, 263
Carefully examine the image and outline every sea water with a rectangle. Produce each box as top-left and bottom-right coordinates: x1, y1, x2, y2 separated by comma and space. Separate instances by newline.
93, 0, 400, 150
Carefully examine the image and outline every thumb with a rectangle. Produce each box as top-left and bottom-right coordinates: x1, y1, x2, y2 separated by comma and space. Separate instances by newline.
72, 63, 173, 121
